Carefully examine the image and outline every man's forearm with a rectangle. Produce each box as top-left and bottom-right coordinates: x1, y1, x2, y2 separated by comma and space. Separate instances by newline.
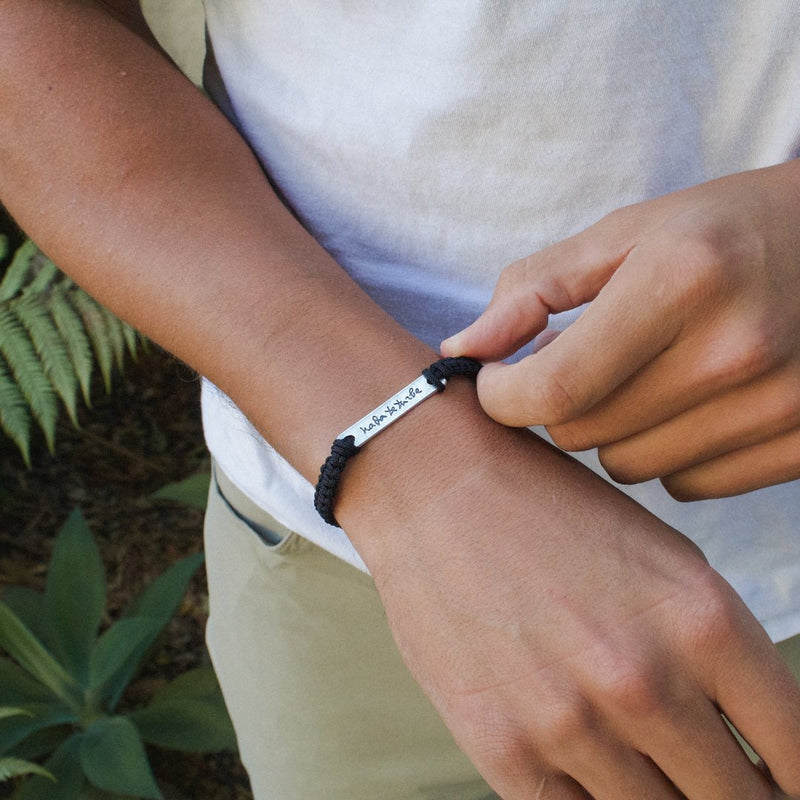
0, 0, 439, 482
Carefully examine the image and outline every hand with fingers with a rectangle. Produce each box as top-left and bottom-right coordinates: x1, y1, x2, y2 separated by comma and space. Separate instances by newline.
441, 160, 800, 500
345, 407, 800, 800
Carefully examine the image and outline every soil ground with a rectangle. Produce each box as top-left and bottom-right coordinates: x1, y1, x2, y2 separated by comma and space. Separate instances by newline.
0, 346, 253, 800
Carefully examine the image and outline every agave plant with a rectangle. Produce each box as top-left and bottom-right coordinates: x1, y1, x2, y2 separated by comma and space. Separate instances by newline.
0, 508, 236, 799
0, 235, 145, 464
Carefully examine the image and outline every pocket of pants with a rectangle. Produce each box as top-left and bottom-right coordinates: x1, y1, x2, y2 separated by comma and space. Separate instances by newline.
210, 465, 298, 553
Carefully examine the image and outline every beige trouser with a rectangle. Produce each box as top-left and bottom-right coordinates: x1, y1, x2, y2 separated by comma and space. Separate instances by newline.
204, 466, 800, 800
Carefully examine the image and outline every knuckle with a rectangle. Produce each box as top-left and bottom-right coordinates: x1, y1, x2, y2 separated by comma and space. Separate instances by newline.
667, 223, 740, 303
534, 697, 595, 753
678, 565, 744, 653
589, 649, 666, 718
705, 321, 781, 386
496, 256, 532, 295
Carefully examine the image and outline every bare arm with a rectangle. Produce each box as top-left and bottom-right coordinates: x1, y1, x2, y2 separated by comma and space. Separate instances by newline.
2, 4, 799, 798
0, 0, 436, 477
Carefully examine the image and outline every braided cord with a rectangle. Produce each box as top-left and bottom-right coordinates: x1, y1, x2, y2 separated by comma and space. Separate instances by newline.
314, 356, 482, 527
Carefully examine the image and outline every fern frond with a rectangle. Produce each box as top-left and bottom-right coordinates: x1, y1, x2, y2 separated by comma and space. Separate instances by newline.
0, 308, 58, 452
13, 293, 80, 426
24, 252, 59, 294
70, 291, 115, 393
122, 320, 141, 361
0, 238, 147, 461
0, 239, 38, 302
103, 305, 128, 372
0, 357, 32, 466
49, 285, 94, 405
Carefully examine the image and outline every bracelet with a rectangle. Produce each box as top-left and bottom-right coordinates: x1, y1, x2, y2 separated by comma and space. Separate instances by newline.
313, 356, 482, 527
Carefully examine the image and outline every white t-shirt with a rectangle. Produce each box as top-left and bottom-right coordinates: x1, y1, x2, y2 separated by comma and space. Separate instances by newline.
201, 0, 800, 642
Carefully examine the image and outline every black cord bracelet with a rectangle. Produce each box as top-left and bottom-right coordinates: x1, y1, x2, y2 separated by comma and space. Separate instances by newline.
313, 356, 482, 527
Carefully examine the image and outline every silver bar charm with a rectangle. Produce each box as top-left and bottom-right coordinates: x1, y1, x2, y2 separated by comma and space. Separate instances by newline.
338, 374, 444, 448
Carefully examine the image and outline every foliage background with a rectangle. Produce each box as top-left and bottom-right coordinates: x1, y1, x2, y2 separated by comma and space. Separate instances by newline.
0, 326, 252, 799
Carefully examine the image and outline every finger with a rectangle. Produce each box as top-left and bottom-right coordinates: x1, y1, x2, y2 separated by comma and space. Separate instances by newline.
663, 425, 800, 500
596, 365, 800, 483
440, 262, 553, 361
705, 615, 800, 798
550, 732, 681, 800
546, 290, 792, 450
441, 214, 636, 362
475, 245, 685, 427
633, 695, 775, 800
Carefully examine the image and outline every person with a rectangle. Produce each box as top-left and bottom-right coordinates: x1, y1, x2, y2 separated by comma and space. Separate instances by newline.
1, 2, 799, 798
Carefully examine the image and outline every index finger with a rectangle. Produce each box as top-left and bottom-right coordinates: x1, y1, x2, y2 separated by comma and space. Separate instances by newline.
475, 245, 684, 427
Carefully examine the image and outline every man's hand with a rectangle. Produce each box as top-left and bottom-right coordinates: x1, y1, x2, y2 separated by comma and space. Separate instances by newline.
441, 162, 800, 500
339, 393, 800, 799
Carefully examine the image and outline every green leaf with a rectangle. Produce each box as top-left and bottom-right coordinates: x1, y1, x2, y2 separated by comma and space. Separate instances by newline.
0, 707, 30, 721
22, 253, 57, 295
124, 552, 204, 622
0, 701, 76, 755
12, 731, 86, 800
0, 587, 50, 651
121, 322, 141, 362
0, 240, 37, 303
88, 617, 159, 692
0, 601, 81, 709
103, 553, 203, 710
8, 724, 72, 763
14, 294, 79, 426
80, 717, 162, 800
129, 666, 236, 753
0, 757, 55, 783
101, 313, 126, 374
0, 660, 52, 706
71, 293, 114, 394
0, 356, 32, 466
44, 510, 106, 688
50, 289, 94, 406
0, 307, 58, 452
151, 473, 210, 510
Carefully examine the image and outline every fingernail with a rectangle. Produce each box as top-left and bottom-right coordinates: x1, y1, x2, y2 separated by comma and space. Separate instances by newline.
441, 333, 463, 355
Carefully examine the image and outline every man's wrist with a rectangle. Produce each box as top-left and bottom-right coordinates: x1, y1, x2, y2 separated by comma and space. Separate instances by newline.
331, 375, 528, 565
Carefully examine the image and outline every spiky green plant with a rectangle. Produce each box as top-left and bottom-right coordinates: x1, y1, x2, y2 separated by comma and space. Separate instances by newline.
0, 509, 237, 799
0, 235, 145, 464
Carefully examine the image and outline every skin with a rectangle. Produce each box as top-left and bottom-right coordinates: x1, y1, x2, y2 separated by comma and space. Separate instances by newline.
442, 162, 800, 501
2, 2, 799, 797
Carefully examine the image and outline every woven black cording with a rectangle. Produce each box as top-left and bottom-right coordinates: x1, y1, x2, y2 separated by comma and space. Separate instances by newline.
422, 356, 483, 391
313, 357, 482, 528
314, 435, 362, 526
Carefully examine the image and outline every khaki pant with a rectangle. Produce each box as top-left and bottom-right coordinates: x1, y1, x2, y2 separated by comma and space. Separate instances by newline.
204, 466, 800, 800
